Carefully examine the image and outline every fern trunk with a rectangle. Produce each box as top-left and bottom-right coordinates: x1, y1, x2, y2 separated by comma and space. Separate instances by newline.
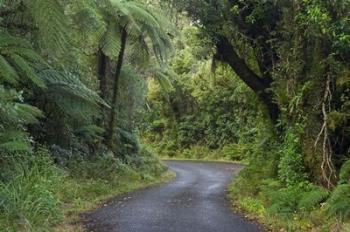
98, 50, 108, 101
106, 27, 128, 149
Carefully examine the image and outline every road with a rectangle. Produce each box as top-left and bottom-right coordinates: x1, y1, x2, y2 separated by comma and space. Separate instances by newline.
84, 160, 264, 232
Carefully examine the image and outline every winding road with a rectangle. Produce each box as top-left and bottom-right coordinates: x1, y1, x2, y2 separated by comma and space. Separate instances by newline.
84, 160, 264, 232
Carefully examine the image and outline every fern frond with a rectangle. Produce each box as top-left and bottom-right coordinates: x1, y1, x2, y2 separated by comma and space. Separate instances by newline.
101, 20, 121, 58
125, 2, 161, 29
11, 48, 48, 66
72, 6, 107, 46
25, 0, 69, 54
339, 160, 350, 184
0, 130, 31, 153
0, 85, 43, 125
7, 54, 46, 88
38, 69, 109, 109
0, 85, 41, 153
0, 55, 20, 84
75, 124, 105, 141
0, 33, 31, 48
298, 187, 329, 210
147, 66, 175, 92
0, 32, 48, 87
15, 104, 43, 124
326, 184, 350, 221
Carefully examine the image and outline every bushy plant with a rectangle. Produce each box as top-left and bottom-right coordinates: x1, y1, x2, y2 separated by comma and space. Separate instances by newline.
298, 186, 329, 211
278, 129, 307, 186
66, 152, 126, 181
0, 149, 64, 231
126, 146, 167, 179
326, 184, 350, 221
222, 144, 246, 161
339, 159, 350, 184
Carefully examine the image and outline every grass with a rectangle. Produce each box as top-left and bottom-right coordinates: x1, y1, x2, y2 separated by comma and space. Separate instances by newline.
228, 179, 350, 232
0, 149, 175, 232
145, 142, 249, 164
54, 169, 175, 232
162, 157, 246, 165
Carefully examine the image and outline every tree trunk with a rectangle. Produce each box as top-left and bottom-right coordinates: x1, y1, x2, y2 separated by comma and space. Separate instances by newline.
105, 27, 128, 149
216, 37, 280, 122
98, 50, 108, 101
93, 49, 109, 152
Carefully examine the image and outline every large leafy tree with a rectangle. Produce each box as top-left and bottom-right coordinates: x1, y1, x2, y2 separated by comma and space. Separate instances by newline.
166, 0, 281, 122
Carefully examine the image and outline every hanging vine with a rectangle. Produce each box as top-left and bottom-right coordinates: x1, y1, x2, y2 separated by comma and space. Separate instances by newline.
314, 73, 336, 189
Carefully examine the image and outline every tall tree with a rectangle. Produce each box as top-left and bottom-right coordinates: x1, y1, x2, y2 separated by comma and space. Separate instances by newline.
166, 0, 282, 122
92, 0, 174, 149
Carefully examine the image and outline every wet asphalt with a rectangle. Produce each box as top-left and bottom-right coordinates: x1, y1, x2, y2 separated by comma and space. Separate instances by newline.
84, 160, 264, 232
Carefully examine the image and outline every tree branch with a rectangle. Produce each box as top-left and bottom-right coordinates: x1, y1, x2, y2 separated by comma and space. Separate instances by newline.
216, 36, 279, 121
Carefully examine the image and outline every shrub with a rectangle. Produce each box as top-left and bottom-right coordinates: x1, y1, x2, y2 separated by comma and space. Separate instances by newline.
278, 129, 307, 186
66, 152, 126, 181
126, 146, 167, 178
222, 144, 245, 161
298, 186, 329, 211
267, 185, 304, 218
150, 119, 167, 133
339, 159, 350, 184
326, 184, 350, 221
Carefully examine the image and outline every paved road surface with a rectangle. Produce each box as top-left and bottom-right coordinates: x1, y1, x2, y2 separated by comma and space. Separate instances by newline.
84, 160, 264, 232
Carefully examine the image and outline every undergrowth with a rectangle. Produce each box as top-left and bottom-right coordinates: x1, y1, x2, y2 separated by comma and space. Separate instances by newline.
143, 136, 248, 163
228, 131, 350, 232
0, 147, 171, 232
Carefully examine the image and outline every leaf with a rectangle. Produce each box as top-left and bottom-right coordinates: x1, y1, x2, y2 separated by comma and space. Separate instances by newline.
101, 20, 121, 58
7, 54, 46, 88
0, 55, 20, 84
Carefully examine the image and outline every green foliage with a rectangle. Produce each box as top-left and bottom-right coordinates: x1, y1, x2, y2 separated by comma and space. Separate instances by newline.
26, 0, 69, 54
0, 86, 42, 153
221, 144, 247, 161
298, 186, 329, 211
38, 69, 108, 114
326, 184, 350, 221
126, 146, 167, 179
0, 1, 172, 230
0, 149, 64, 231
143, 25, 258, 156
0, 32, 46, 88
278, 128, 307, 186
267, 185, 305, 218
67, 152, 127, 180
339, 160, 350, 184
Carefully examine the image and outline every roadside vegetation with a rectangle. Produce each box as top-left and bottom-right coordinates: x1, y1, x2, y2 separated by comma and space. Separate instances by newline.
0, 0, 173, 231
142, 1, 350, 231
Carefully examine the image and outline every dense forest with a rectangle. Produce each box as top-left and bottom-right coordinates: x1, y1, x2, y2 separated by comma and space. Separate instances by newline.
0, 0, 350, 231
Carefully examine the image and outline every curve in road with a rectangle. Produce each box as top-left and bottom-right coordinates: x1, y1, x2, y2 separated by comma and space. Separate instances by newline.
84, 160, 264, 232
